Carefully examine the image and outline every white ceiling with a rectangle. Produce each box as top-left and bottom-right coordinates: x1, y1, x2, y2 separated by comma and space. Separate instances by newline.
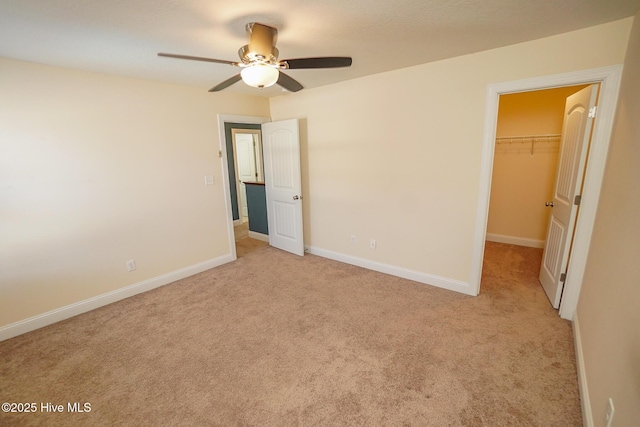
1, 0, 638, 97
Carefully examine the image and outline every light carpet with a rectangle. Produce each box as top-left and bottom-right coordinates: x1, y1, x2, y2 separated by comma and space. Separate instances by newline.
0, 242, 581, 426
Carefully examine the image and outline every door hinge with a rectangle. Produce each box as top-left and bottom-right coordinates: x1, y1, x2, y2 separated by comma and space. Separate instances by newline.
574, 195, 582, 206
218, 150, 222, 158
560, 273, 567, 283
588, 106, 597, 118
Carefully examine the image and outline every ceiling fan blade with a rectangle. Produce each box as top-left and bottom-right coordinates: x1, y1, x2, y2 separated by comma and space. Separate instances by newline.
158, 52, 236, 66
283, 57, 352, 69
277, 72, 304, 92
209, 74, 242, 92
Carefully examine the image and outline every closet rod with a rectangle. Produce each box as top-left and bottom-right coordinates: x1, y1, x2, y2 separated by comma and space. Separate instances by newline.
495, 134, 561, 143
495, 134, 561, 155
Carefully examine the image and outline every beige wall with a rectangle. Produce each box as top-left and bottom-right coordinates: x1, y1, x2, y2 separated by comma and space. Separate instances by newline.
488, 86, 587, 243
0, 58, 269, 326
269, 18, 632, 285
576, 9, 640, 427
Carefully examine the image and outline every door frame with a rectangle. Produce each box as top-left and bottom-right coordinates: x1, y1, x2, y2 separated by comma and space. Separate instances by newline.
218, 114, 270, 261
470, 65, 623, 320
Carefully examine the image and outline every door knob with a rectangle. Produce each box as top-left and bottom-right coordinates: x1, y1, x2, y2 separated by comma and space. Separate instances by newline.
545, 201, 554, 207
293, 195, 300, 200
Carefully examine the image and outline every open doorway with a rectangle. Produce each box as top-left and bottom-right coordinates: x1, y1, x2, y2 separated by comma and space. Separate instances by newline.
487, 85, 588, 250
232, 128, 263, 224
218, 115, 305, 260
471, 65, 623, 320
487, 85, 596, 309
229, 127, 269, 257
223, 122, 261, 225
218, 115, 270, 259
225, 122, 269, 257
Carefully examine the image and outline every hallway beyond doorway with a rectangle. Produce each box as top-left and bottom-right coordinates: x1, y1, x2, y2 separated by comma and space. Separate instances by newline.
235, 222, 268, 257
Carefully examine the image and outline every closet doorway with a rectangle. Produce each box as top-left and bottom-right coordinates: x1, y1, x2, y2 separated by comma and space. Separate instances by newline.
487, 84, 595, 308
473, 65, 623, 320
487, 85, 589, 249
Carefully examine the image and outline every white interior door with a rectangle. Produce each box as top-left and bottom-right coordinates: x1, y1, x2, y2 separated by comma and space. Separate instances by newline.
262, 119, 304, 256
539, 84, 598, 308
233, 133, 258, 220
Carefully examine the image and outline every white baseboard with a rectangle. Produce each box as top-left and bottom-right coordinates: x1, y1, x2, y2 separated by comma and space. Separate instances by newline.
306, 246, 472, 295
573, 313, 593, 427
0, 254, 234, 342
486, 233, 545, 248
248, 231, 269, 242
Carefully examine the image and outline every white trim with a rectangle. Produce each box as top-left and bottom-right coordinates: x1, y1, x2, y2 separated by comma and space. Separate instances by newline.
573, 313, 594, 427
217, 114, 271, 262
0, 254, 233, 342
471, 65, 624, 319
485, 233, 545, 248
248, 230, 269, 242
307, 246, 471, 294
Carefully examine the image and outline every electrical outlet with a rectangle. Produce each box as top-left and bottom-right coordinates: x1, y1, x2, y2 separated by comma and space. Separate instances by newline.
350, 235, 357, 244
204, 175, 214, 186
369, 239, 376, 249
126, 260, 136, 272
605, 398, 615, 427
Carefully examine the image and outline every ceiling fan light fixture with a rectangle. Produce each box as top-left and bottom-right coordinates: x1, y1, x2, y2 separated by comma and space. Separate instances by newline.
159, 22, 352, 93
240, 64, 279, 88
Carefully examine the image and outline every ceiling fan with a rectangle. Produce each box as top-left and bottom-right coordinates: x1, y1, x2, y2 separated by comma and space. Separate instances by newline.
158, 22, 352, 93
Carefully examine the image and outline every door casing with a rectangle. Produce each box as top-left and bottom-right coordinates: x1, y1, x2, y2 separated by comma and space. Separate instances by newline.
471, 65, 623, 320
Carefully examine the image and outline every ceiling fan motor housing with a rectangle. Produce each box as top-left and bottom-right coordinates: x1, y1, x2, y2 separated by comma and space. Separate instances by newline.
240, 23, 279, 64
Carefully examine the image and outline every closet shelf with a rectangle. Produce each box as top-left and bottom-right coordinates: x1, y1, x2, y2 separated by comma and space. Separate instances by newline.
495, 134, 561, 143
495, 134, 561, 155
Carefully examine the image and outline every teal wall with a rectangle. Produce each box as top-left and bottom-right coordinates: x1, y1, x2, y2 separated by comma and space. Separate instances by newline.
245, 183, 269, 235
224, 122, 262, 221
